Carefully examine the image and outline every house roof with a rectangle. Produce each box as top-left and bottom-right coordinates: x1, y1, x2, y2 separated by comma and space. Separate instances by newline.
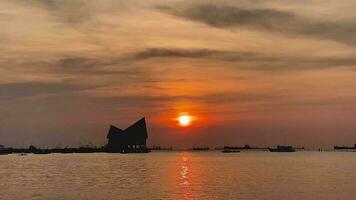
107, 125, 124, 139
107, 117, 148, 140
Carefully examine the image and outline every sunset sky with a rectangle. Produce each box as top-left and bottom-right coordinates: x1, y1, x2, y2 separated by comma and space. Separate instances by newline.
1, 0, 356, 148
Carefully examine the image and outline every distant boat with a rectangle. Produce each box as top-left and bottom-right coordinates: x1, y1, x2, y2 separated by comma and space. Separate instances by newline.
268, 145, 296, 152
334, 144, 356, 150
222, 149, 240, 153
223, 144, 252, 150
33, 151, 51, 155
0, 144, 9, 155
149, 146, 173, 151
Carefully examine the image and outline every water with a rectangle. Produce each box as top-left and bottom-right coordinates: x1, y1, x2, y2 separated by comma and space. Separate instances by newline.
0, 152, 355, 200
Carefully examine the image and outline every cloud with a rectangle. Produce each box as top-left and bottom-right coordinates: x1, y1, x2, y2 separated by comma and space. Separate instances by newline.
131, 48, 356, 70
14, 0, 130, 26
131, 48, 267, 61
158, 4, 295, 29
17, 0, 92, 24
158, 4, 356, 45
132, 48, 222, 60
31, 56, 144, 76
0, 81, 102, 101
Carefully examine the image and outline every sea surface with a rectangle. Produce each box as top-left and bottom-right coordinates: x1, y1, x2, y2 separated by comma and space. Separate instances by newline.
0, 151, 355, 200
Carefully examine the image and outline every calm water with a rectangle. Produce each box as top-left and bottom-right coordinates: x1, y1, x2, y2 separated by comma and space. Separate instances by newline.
0, 151, 355, 200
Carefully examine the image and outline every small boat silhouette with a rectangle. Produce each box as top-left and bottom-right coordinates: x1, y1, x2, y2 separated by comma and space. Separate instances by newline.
222, 149, 240, 153
192, 147, 210, 151
33, 150, 51, 155
268, 145, 296, 152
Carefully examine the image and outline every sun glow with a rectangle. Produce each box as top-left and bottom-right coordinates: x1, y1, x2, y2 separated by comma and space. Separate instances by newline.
177, 114, 193, 127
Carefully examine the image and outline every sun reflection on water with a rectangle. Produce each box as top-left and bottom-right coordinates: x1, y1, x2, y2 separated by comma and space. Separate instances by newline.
180, 156, 189, 185
177, 153, 194, 200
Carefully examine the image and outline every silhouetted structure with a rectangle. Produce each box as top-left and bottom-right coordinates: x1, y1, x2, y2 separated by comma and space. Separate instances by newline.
149, 146, 173, 151
191, 146, 210, 151
0, 118, 150, 154
0, 145, 9, 155
224, 144, 252, 150
0, 145, 106, 155
334, 144, 356, 150
222, 149, 240, 153
106, 117, 149, 153
268, 145, 296, 152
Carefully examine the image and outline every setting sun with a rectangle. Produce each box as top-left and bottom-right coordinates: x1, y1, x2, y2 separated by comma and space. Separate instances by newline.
177, 114, 193, 127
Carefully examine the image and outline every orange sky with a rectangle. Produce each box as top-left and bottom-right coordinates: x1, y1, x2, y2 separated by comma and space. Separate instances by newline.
1, 0, 356, 148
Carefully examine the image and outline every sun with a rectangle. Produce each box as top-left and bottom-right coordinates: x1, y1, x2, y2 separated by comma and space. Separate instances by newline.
177, 114, 193, 127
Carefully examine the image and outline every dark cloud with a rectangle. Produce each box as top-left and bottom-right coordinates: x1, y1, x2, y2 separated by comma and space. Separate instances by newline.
131, 48, 267, 61
132, 48, 356, 70
132, 48, 222, 60
158, 5, 295, 30
158, 4, 356, 45
0, 81, 102, 101
299, 21, 356, 45
46, 56, 144, 76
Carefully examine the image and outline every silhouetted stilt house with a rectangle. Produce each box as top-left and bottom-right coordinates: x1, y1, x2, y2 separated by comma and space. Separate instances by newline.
106, 117, 149, 153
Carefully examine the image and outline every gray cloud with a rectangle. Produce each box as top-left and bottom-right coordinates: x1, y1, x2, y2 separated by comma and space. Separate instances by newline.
132, 48, 222, 60
158, 5, 295, 30
0, 81, 103, 101
32, 56, 144, 76
58, 57, 100, 70
158, 4, 356, 45
132, 48, 356, 70
131, 48, 265, 61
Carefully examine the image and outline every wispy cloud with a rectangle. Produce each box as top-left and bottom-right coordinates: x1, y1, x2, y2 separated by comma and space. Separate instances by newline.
132, 48, 221, 60
131, 48, 356, 70
158, 4, 356, 45
157, 5, 294, 29
0, 81, 102, 101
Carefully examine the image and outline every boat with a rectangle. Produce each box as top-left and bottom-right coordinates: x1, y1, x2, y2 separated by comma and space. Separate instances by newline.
0, 145, 9, 155
222, 149, 240, 153
268, 145, 296, 152
149, 146, 173, 151
33, 150, 51, 154
334, 144, 356, 150
223, 145, 252, 150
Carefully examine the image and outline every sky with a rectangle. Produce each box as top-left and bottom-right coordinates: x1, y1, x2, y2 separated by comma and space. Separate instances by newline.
1, 0, 356, 149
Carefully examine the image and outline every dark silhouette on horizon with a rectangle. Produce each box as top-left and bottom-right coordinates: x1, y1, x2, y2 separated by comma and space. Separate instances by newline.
0, 125, 354, 154
190, 146, 210, 151
0, 117, 150, 154
268, 145, 296, 152
334, 144, 356, 150
149, 146, 173, 151
223, 144, 268, 150
106, 117, 149, 153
